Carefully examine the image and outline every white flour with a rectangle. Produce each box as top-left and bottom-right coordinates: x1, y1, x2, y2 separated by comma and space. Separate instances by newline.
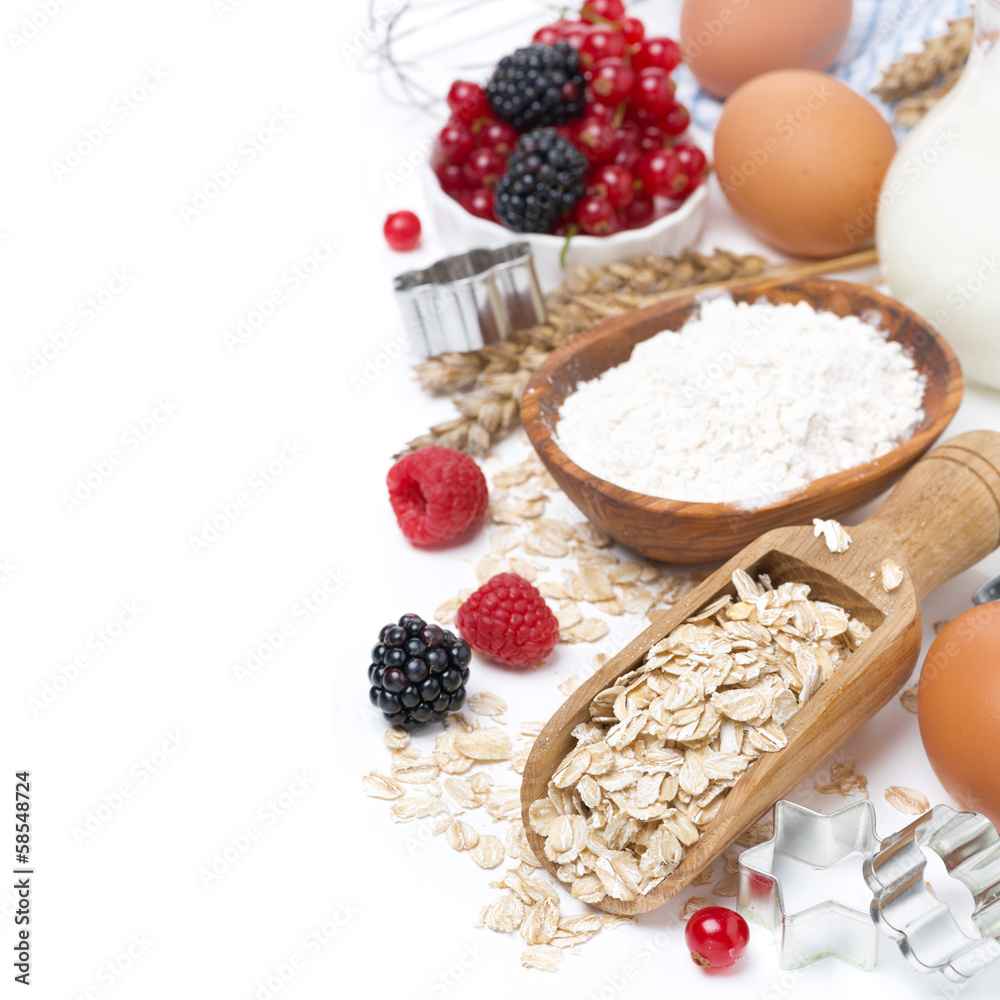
555, 296, 926, 505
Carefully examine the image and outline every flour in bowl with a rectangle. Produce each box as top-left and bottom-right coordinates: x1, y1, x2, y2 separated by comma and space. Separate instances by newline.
554, 296, 926, 504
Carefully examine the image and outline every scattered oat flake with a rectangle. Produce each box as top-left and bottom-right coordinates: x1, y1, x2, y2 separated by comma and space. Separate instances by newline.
682, 897, 712, 920
482, 895, 525, 932
885, 785, 930, 815
900, 687, 919, 713
881, 560, 904, 592
362, 771, 404, 800
558, 675, 583, 697
813, 518, 852, 553
567, 618, 609, 643
471, 835, 506, 869
468, 692, 508, 717
814, 760, 869, 797
390, 795, 448, 823
454, 727, 513, 761
713, 875, 738, 897
933, 619, 951, 635
521, 945, 563, 971
445, 820, 479, 852
383, 726, 409, 750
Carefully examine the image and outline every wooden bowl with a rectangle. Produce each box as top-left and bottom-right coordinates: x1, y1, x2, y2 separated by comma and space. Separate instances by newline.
521, 279, 963, 563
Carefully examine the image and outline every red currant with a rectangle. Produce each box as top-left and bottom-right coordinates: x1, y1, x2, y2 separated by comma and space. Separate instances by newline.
632, 67, 677, 117
613, 142, 642, 171
621, 16, 645, 48
660, 103, 691, 136
575, 117, 621, 165
532, 24, 562, 45
447, 81, 489, 125
674, 142, 708, 180
639, 124, 667, 152
584, 99, 616, 122
685, 907, 749, 970
478, 119, 519, 156
574, 195, 616, 236
634, 36, 682, 74
620, 188, 654, 228
463, 188, 496, 222
581, 0, 625, 24
587, 164, 635, 208
579, 25, 626, 69
556, 19, 589, 49
590, 58, 635, 105
383, 211, 421, 252
434, 160, 469, 196
437, 122, 476, 165
637, 148, 686, 198
463, 147, 506, 189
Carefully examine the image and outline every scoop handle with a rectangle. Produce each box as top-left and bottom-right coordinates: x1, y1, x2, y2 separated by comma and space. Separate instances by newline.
864, 430, 1000, 600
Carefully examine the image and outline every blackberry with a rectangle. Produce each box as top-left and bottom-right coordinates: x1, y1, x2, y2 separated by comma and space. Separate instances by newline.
494, 128, 588, 234
486, 42, 586, 132
369, 613, 470, 729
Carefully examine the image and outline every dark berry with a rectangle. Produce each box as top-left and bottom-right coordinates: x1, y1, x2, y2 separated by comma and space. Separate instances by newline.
494, 127, 588, 234
460, 666, 471, 684
384, 647, 406, 668
449, 689, 467, 710
405, 637, 427, 658
382, 668, 406, 694
367, 663, 379, 683
425, 648, 449, 673
409, 704, 433, 724
378, 623, 394, 641
399, 612, 425, 627
444, 631, 458, 645
448, 642, 472, 668
440, 668, 463, 693
369, 686, 379, 706
420, 677, 441, 701
432, 692, 451, 713
401, 685, 421, 708
371, 665, 386, 688
420, 624, 446, 648
405, 657, 430, 684
486, 42, 586, 131
377, 691, 401, 714
371, 643, 387, 663
384, 625, 407, 647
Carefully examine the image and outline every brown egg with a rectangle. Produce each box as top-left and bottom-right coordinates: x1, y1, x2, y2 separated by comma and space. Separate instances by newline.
918, 604, 1000, 829
681, 0, 853, 99
713, 70, 897, 258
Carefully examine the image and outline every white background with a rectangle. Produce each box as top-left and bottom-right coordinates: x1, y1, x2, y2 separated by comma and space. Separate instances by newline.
4, 1, 1000, 999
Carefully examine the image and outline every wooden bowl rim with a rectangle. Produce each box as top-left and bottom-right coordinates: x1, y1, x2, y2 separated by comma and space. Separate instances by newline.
522, 278, 964, 522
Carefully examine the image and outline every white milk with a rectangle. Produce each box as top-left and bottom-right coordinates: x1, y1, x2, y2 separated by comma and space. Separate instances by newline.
877, 3, 1000, 388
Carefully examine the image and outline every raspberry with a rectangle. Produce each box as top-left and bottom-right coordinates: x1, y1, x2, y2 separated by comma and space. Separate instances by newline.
387, 447, 488, 546
455, 573, 559, 667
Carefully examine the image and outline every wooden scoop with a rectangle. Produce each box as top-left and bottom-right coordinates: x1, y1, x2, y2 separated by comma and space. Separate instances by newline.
521, 430, 1000, 915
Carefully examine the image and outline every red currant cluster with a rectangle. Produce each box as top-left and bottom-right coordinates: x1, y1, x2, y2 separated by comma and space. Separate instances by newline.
433, 0, 708, 238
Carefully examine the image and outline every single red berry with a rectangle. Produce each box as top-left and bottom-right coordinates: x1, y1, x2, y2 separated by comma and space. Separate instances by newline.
575, 117, 621, 165
580, 25, 626, 69
447, 80, 490, 125
463, 147, 506, 189
556, 18, 589, 49
637, 148, 687, 198
685, 907, 750, 970
621, 16, 645, 48
574, 194, 616, 235
437, 122, 476, 165
632, 67, 677, 117
463, 188, 496, 221
613, 142, 642, 171
639, 124, 667, 152
455, 573, 559, 667
674, 141, 708, 196
387, 446, 488, 546
660, 103, 691, 137
587, 164, 635, 208
533, 24, 562, 45
590, 57, 635, 105
620, 188, 654, 228
434, 160, 469, 196
478, 119, 519, 156
383, 211, 421, 251
633, 36, 682, 74
582, 0, 625, 24
583, 99, 615, 122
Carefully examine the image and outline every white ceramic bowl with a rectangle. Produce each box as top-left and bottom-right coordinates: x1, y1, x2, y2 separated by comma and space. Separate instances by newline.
423, 152, 709, 291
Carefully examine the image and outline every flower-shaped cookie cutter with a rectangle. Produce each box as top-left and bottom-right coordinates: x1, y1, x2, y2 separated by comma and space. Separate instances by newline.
738, 799, 1000, 982
394, 242, 546, 356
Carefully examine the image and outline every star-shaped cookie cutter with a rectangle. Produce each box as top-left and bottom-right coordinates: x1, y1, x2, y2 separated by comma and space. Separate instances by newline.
738, 799, 883, 970
738, 799, 1000, 981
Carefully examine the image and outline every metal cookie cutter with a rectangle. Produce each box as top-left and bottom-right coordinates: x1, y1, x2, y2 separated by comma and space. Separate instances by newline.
394, 242, 546, 357
738, 799, 1000, 982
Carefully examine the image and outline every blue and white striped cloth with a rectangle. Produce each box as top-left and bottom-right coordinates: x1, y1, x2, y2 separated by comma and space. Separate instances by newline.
669, 0, 973, 134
